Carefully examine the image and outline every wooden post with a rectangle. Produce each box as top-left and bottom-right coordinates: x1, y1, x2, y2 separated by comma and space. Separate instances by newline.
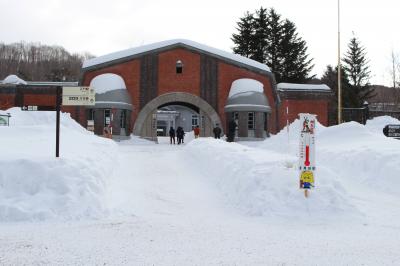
56, 86, 61, 158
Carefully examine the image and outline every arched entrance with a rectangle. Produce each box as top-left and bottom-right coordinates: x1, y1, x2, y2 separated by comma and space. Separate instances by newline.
133, 92, 223, 141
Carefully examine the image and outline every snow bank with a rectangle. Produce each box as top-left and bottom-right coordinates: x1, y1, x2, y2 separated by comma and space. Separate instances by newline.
0, 108, 117, 222
365, 115, 400, 135
184, 116, 400, 220
184, 138, 358, 221
318, 119, 400, 196
260, 116, 400, 196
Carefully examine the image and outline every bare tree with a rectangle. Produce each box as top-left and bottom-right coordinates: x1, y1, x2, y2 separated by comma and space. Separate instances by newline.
0, 42, 94, 82
389, 49, 399, 89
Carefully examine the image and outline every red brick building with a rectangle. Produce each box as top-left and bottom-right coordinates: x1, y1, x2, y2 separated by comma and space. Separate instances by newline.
0, 39, 332, 140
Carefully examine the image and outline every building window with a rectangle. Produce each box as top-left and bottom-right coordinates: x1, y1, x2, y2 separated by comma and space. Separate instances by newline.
248, 112, 255, 129
104, 109, 111, 127
191, 115, 198, 129
176, 60, 183, 74
120, 110, 126, 129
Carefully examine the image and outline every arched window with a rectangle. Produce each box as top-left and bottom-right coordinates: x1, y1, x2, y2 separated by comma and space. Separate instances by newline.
176, 60, 183, 74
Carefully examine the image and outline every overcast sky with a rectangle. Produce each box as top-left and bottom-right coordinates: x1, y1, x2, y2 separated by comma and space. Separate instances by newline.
1, 0, 399, 86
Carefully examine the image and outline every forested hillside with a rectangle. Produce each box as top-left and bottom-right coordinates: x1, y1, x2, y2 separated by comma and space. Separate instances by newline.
0, 42, 93, 82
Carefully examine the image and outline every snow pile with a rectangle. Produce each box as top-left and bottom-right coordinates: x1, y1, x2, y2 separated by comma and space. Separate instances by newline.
2, 74, 27, 85
261, 116, 400, 196
184, 116, 400, 220
365, 115, 400, 135
318, 119, 400, 196
0, 108, 117, 222
184, 138, 358, 220
255, 118, 326, 155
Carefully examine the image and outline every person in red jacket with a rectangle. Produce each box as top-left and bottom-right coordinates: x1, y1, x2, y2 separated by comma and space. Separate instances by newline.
194, 125, 200, 138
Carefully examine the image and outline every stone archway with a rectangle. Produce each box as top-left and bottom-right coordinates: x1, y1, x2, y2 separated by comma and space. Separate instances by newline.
133, 92, 223, 141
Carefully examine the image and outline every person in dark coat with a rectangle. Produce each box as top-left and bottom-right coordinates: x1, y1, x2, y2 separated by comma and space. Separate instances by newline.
176, 126, 185, 144
213, 124, 222, 139
227, 120, 237, 142
169, 126, 176, 144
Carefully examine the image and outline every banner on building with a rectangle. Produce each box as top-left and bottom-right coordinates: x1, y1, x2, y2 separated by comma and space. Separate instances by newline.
298, 113, 316, 190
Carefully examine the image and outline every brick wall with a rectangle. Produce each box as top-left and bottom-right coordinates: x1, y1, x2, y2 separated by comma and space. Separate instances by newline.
0, 94, 15, 110
158, 48, 201, 96
279, 99, 329, 130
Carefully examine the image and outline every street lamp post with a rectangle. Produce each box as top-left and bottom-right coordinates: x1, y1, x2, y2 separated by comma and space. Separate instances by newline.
337, 0, 342, 124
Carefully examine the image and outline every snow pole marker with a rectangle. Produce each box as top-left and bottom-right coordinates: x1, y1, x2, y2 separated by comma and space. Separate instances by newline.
298, 113, 316, 198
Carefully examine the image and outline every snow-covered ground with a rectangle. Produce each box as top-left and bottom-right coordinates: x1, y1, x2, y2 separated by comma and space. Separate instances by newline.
0, 108, 400, 265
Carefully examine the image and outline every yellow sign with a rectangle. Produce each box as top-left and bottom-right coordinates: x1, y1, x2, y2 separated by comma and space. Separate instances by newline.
300, 171, 314, 189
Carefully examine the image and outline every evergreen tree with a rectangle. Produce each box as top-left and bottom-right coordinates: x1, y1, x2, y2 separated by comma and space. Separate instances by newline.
321, 64, 352, 107
252, 7, 269, 63
231, 7, 314, 83
342, 36, 374, 107
265, 8, 283, 81
231, 12, 255, 58
280, 19, 314, 83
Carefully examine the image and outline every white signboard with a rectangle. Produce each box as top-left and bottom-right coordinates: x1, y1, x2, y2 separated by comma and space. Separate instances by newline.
298, 113, 316, 190
21, 106, 38, 111
62, 86, 95, 106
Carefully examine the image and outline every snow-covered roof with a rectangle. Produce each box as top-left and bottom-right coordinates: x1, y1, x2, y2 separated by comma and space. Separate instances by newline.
2, 75, 27, 85
225, 79, 271, 112
83, 39, 270, 72
228, 78, 264, 98
277, 83, 331, 91
90, 73, 127, 94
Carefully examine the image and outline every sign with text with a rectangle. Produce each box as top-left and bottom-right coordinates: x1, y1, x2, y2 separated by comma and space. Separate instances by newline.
21, 106, 56, 111
21, 105, 38, 111
298, 113, 316, 190
383, 124, 400, 138
62, 86, 95, 106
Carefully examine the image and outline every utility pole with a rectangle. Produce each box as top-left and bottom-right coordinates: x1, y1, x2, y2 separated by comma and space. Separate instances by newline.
337, 0, 342, 124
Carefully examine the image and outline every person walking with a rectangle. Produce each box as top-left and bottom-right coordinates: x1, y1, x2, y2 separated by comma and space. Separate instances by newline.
227, 120, 237, 142
169, 126, 176, 144
194, 125, 200, 138
176, 126, 185, 144
213, 124, 222, 139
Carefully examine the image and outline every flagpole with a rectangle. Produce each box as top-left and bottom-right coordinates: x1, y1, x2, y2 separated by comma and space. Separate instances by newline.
337, 0, 342, 124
